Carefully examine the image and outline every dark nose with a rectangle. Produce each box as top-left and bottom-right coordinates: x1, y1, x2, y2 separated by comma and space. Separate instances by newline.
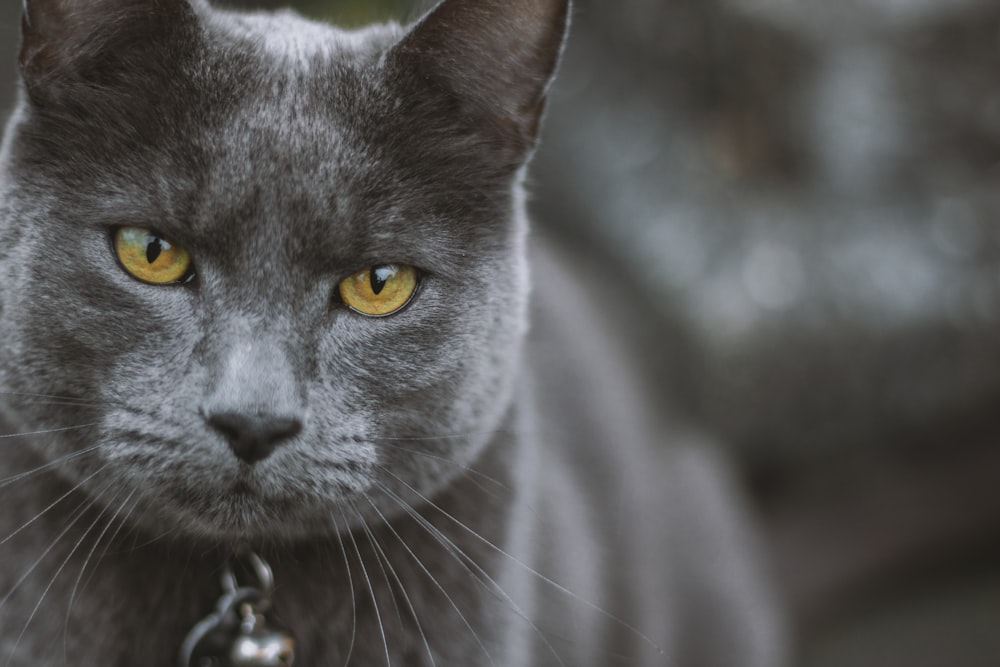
206, 412, 302, 464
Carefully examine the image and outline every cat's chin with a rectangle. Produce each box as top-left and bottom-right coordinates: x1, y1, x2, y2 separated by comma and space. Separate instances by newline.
115, 467, 381, 543
149, 491, 351, 543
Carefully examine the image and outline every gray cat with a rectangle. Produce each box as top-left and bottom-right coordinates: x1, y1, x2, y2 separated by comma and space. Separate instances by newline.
0, 0, 785, 664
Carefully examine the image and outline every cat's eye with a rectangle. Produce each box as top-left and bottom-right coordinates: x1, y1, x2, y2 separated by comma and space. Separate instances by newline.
338, 264, 418, 317
113, 227, 193, 285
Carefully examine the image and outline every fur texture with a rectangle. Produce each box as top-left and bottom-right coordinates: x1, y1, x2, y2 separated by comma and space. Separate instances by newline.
0, 1, 784, 664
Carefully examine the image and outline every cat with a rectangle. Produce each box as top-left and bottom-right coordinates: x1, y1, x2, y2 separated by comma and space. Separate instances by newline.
0, 0, 786, 665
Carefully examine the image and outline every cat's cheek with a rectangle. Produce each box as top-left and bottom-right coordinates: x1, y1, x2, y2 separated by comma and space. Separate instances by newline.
8, 247, 201, 460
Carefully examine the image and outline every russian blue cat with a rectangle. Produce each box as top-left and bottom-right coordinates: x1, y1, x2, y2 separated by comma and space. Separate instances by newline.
0, 0, 784, 664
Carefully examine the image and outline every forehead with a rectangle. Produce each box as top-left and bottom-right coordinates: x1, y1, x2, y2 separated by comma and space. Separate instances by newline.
193, 12, 399, 165
154, 18, 416, 258
174, 14, 510, 267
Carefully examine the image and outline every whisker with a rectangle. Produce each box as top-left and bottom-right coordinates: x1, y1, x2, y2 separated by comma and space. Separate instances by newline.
328, 531, 358, 667
370, 443, 553, 543
350, 501, 404, 629
376, 465, 665, 656
329, 524, 359, 667
0, 423, 100, 440
3, 402, 98, 410
370, 428, 520, 444
0, 443, 107, 489
370, 481, 566, 667
74, 484, 147, 619
357, 493, 497, 667
0, 468, 110, 620
63, 485, 138, 661
353, 501, 437, 667
337, 505, 392, 667
370, 441, 513, 499
110, 510, 182, 553
0, 465, 109, 546
5, 480, 121, 667
0, 391, 102, 406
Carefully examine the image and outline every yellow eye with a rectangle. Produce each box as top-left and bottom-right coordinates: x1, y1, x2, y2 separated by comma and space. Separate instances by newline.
114, 227, 192, 285
338, 264, 418, 317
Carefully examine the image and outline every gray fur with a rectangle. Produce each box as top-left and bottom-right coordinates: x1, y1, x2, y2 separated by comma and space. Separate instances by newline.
0, 0, 785, 664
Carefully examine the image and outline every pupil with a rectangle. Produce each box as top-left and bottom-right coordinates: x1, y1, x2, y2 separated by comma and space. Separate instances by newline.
146, 237, 163, 264
371, 265, 396, 295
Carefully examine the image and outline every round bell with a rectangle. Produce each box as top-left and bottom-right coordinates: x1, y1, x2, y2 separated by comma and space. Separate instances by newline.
228, 623, 295, 667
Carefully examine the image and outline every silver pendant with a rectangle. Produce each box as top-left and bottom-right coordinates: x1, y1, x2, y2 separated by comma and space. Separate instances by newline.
180, 552, 296, 667
229, 611, 295, 667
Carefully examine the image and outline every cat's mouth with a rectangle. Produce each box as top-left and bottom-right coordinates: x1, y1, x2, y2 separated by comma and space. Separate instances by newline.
165, 460, 370, 539
222, 467, 295, 505
106, 437, 381, 539
181, 479, 325, 540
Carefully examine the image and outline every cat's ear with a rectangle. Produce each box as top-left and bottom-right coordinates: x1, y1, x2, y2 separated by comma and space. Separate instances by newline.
391, 0, 570, 156
19, 0, 197, 104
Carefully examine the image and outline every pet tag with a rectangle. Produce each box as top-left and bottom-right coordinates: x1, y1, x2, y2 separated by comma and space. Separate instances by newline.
179, 552, 295, 667
229, 608, 295, 667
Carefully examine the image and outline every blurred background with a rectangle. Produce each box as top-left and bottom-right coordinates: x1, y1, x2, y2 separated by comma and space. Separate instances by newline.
2, 0, 998, 664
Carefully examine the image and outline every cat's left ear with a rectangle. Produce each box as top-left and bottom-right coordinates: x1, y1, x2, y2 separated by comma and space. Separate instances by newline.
19, 0, 197, 105
391, 0, 571, 156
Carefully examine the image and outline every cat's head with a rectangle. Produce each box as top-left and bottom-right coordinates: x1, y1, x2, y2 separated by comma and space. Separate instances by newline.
0, 0, 568, 542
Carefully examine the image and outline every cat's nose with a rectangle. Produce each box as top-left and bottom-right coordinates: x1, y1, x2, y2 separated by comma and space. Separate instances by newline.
206, 411, 302, 464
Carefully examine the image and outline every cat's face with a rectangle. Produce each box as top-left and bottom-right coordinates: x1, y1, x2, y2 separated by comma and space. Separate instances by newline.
0, 0, 567, 542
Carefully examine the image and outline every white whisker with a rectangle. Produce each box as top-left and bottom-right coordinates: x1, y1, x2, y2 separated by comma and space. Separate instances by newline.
5, 481, 120, 667
74, 485, 147, 619
0, 469, 110, 627
0, 443, 107, 489
0, 391, 102, 406
338, 504, 392, 667
370, 481, 566, 667
354, 502, 438, 667
63, 485, 138, 661
358, 493, 497, 667
0, 423, 100, 440
377, 465, 665, 656
370, 441, 513, 500
330, 525, 359, 667
0, 465, 109, 547
370, 428, 519, 444
351, 502, 404, 629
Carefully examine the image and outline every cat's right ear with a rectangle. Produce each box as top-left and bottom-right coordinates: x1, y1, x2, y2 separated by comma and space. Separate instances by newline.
20, 0, 197, 104
389, 0, 571, 160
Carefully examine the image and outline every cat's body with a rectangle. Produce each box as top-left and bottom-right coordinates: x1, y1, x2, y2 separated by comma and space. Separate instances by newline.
0, 1, 783, 665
